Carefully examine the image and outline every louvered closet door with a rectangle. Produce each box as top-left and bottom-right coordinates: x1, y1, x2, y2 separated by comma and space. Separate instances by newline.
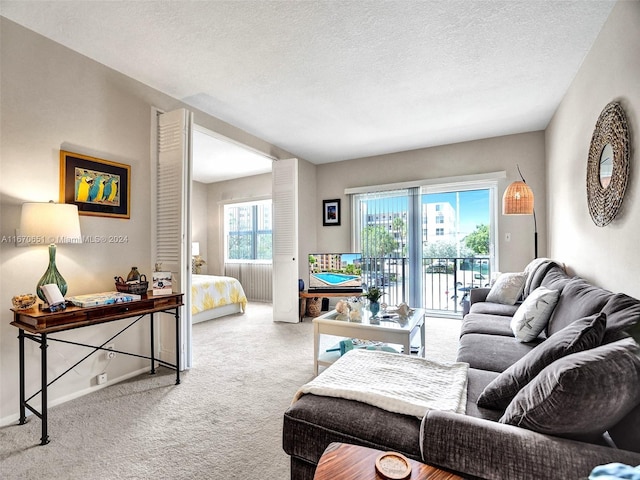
272, 158, 299, 323
155, 108, 192, 368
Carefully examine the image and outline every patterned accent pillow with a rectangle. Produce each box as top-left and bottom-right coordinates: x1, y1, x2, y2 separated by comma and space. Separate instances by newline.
499, 337, 640, 442
510, 287, 560, 342
485, 272, 527, 305
477, 313, 606, 410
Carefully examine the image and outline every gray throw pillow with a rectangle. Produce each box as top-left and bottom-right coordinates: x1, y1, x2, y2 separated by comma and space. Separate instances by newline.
477, 312, 606, 410
510, 286, 560, 342
499, 337, 640, 441
486, 272, 527, 305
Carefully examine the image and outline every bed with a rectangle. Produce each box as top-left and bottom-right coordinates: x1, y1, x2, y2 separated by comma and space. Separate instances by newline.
191, 274, 248, 324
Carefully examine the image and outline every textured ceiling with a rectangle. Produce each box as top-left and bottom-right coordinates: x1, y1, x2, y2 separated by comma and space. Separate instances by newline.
1, 0, 616, 178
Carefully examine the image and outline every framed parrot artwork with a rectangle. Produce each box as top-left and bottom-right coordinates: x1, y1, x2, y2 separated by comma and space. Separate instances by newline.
59, 150, 131, 219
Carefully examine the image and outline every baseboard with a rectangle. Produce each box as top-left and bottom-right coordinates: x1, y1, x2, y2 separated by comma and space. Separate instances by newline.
0, 366, 151, 428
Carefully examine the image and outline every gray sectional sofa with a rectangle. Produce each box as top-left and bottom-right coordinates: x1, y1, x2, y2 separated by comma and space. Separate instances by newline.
283, 261, 640, 480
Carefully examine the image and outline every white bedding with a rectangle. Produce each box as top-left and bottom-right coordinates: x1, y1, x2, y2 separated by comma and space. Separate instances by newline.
191, 274, 247, 319
293, 349, 469, 418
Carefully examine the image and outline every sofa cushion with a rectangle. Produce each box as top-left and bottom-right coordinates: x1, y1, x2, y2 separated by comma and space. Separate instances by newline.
460, 313, 515, 337
546, 278, 612, 336
510, 287, 560, 342
477, 313, 606, 410
468, 302, 520, 317
465, 368, 503, 422
283, 393, 423, 465
457, 333, 543, 373
601, 293, 640, 343
523, 259, 565, 297
499, 337, 640, 442
539, 265, 572, 293
609, 402, 640, 453
486, 272, 527, 305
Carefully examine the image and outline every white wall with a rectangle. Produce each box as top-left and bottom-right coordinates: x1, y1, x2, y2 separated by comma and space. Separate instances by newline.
297, 158, 318, 281
546, 0, 640, 297
0, 19, 291, 425
192, 181, 209, 274
314, 132, 547, 273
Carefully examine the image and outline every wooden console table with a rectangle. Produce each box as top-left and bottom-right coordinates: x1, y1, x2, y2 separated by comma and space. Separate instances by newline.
10, 292, 183, 445
314, 443, 463, 480
299, 291, 362, 321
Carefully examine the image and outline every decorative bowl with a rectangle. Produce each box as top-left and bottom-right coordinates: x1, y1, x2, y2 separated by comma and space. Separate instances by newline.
12, 293, 37, 310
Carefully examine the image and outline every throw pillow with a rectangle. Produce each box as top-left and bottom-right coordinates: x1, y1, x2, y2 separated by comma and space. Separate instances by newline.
499, 337, 640, 441
510, 287, 560, 342
477, 312, 606, 410
485, 272, 527, 305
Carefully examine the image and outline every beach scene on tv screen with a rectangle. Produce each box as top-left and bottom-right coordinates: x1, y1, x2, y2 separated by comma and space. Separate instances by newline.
308, 253, 362, 289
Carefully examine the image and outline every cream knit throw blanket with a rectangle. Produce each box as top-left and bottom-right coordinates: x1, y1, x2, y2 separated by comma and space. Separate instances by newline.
293, 350, 469, 418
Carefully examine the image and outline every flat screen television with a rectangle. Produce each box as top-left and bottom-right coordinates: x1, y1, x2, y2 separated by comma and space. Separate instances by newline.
307, 253, 363, 294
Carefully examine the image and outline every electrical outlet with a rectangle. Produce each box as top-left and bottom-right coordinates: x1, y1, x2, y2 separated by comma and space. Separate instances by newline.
97, 373, 107, 385
105, 343, 116, 360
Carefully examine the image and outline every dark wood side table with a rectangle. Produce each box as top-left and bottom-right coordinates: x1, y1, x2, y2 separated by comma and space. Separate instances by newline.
10, 292, 183, 445
313, 443, 463, 480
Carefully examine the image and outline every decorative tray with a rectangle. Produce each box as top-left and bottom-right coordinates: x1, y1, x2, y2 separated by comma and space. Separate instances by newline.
375, 451, 412, 479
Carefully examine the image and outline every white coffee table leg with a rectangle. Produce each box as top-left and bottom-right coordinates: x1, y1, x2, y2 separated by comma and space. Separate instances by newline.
313, 321, 320, 376
420, 317, 426, 357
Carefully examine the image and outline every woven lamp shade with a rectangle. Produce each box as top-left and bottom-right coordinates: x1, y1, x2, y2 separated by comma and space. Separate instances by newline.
503, 181, 534, 215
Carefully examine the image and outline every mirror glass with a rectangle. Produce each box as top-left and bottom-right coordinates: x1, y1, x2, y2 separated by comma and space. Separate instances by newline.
599, 143, 613, 188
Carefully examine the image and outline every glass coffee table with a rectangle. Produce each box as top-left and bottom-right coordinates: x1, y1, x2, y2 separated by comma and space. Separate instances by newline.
313, 307, 426, 375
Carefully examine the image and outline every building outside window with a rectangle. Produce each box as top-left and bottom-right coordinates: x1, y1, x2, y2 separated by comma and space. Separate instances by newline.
224, 200, 272, 261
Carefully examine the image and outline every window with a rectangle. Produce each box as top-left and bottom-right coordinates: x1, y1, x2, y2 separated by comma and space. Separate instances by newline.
224, 200, 272, 261
348, 173, 500, 315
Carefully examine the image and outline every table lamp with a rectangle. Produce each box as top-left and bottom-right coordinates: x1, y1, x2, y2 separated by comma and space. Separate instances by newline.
502, 166, 537, 258
20, 201, 82, 302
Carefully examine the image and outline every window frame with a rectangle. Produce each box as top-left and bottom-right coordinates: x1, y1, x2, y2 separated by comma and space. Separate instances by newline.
223, 199, 273, 263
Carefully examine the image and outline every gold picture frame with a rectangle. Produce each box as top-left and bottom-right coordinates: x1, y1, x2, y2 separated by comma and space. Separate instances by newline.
59, 150, 131, 219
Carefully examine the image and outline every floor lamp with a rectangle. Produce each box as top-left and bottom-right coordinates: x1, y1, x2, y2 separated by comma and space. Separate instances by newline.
502, 166, 538, 259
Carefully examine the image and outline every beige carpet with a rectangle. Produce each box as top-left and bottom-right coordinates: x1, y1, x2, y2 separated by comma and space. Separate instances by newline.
0, 303, 461, 479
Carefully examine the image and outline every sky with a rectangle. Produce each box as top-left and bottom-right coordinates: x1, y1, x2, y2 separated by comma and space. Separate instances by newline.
360, 188, 490, 237
425, 189, 490, 236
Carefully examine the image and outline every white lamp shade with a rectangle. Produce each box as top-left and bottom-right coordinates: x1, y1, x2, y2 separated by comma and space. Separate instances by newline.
192, 242, 200, 256
20, 202, 82, 245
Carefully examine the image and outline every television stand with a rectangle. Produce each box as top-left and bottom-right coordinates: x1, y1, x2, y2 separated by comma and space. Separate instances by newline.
299, 291, 361, 322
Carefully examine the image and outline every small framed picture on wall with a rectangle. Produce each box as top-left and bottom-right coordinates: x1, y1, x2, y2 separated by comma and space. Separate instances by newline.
323, 199, 341, 226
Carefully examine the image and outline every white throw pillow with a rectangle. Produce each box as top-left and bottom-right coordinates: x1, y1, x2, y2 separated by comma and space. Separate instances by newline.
510, 286, 560, 342
485, 272, 527, 305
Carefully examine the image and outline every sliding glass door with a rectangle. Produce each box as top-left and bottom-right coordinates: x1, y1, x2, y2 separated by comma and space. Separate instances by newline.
421, 187, 493, 314
352, 179, 496, 316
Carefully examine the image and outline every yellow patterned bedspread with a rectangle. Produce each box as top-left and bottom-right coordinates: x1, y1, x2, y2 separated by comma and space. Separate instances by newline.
191, 274, 247, 315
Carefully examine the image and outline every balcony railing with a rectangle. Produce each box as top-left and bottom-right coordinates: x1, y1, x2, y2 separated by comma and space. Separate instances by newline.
361, 256, 491, 316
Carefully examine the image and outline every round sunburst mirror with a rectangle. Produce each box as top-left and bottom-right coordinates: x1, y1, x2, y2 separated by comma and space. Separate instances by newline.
586, 102, 630, 227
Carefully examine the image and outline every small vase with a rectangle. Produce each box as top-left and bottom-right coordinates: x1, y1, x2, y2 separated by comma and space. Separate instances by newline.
370, 301, 380, 316
127, 267, 141, 283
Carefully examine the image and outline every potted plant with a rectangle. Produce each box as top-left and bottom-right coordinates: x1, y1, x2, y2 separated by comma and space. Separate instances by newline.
364, 287, 384, 315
